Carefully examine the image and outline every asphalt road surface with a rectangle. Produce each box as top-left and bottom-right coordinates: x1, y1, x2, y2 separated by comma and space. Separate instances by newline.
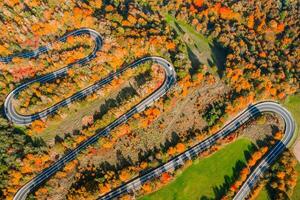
1, 28, 295, 200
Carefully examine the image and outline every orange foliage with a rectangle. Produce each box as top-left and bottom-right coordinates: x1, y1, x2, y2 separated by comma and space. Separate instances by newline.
140, 162, 148, 169
119, 170, 131, 182
43, 10, 52, 21
259, 52, 267, 58
274, 131, 283, 140
31, 120, 46, 133
278, 92, 285, 100
106, 5, 114, 12
128, 15, 137, 24
64, 160, 78, 173
0, 45, 11, 56
99, 183, 111, 195
167, 146, 176, 156
115, 124, 131, 138
240, 168, 250, 180
90, 0, 102, 8
256, 18, 266, 33
166, 42, 176, 51
276, 23, 285, 33
219, 7, 241, 21
122, 20, 131, 27
4, 0, 19, 7
102, 139, 115, 149
189, 5, 197, 13
175, 143, 186, 153
24, 0, 40, 7
20, 154, 50, 174
145, 107, 161, 120
247, 15, 255, 29
142, 183, 152, 193
260, 146, 269, 154
35, 187, 48, 196
56, 171, 67, 179
160, 172, 171, 184
120, 194, 133, 200
194, 0, 204, 8
10, 171, 22, 186
277, 171, 285, 179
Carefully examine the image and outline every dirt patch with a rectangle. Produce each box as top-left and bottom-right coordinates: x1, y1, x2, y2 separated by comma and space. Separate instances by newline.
42, 79, 229, 199
84, 80, 229, 166
240, 113, 284, 145
293, 140, 300, 163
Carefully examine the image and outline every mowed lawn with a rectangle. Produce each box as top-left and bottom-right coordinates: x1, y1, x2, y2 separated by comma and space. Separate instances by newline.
140, 138, 253, 200
284, 94, 300, 143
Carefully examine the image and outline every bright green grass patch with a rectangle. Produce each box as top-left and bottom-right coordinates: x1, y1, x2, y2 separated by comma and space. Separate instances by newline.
165, 14, 212, 44
284, 93, 300, 145
256, 188, 270, 200
140, 138, 253, 200
165, 14, 213, 66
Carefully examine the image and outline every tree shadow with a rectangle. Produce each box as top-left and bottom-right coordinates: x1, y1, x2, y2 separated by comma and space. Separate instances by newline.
134, 69, 152, 87
210, 160, 246, 199
187, 45, 202, 76
116, 149, 133, 169
209, 41, 229, 78
160, 131, 180, 153
200, 144, 256, 199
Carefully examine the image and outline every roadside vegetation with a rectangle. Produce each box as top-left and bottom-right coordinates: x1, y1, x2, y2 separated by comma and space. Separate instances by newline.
255, 93, 300, 200
0, 0, 298, 199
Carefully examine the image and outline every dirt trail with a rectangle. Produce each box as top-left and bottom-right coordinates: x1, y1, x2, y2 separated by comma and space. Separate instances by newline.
293, 139, 300, 163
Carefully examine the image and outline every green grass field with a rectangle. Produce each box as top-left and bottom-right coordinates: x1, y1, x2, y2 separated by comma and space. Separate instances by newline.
256, 188, 270, 200
288, 94, 300, 200
140, 138, 253, 200
284, 94, 300, 145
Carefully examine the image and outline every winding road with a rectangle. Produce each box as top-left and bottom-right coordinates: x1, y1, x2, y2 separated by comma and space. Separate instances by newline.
1, 28, 296, 200
98, 102, 295, 200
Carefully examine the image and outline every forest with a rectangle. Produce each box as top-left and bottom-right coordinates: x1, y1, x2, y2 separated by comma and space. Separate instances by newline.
0, 0, 299, 199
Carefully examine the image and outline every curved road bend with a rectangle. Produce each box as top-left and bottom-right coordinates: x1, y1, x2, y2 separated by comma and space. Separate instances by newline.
1, 29, 295, 200
98, 102, 295, 200
4, 28, 103, 125
1, 29, 176, 200
3, 29, 176, 125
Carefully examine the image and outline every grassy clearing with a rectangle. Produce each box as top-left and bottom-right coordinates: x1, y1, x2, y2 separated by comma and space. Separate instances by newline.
165, 14, 227, 77
38, 94, 114, 143
140, 138, 253, 200
256, 188, 270, 200
284, 94, 300, 145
